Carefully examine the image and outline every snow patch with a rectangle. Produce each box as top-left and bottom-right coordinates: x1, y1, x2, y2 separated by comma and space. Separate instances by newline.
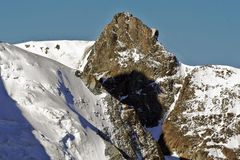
205, 148, 226, 159
117, 49, 144, 67
225, 135, 240, 149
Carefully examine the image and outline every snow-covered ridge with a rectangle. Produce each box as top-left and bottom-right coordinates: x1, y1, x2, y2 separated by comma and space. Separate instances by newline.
0, 42, 110, 160
164, 63, 240, 159
16, 40, 95, 70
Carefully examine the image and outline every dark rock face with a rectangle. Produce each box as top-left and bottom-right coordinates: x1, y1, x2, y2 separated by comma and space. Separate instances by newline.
105, 96, 163, 159
100, 70, 162, 127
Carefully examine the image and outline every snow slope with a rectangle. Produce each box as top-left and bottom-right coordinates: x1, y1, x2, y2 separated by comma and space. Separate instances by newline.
16, 40, 94, 70
0, 42, 110, 160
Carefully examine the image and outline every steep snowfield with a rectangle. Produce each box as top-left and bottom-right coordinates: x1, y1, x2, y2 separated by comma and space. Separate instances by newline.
16, 40, 94, 70
0, 42, 110, 160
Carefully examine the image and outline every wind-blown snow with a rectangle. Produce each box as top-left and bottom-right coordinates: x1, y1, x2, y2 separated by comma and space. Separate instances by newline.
0, 42, 109, 160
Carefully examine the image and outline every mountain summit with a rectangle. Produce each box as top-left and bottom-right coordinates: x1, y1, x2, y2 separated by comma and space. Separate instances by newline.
83, 12, 178, 78
0, 12, 240, 160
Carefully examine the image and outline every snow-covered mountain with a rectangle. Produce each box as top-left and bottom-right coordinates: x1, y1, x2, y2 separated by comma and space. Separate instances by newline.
1, 12, 240, 160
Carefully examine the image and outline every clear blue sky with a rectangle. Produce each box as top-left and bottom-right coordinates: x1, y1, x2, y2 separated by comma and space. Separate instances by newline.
1, 1, 240, 67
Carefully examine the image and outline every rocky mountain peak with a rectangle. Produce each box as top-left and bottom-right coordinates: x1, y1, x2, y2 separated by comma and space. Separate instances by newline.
83, 12, 178, 84
99, 12, 159, 54
81, 13, 180, 126
80, 12, 173, 159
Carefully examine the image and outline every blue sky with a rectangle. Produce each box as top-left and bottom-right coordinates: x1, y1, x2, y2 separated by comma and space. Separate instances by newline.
1, 1, 240, 67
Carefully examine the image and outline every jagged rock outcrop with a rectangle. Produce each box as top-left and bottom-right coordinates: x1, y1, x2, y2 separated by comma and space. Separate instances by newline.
82, 12, 178, 81
82, 12, 179, 120
80, 12, 177, 159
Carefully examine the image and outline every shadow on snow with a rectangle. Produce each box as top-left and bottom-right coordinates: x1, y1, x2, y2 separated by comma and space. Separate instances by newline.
0, 77, 50, 159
